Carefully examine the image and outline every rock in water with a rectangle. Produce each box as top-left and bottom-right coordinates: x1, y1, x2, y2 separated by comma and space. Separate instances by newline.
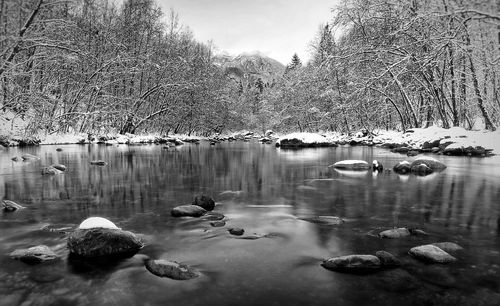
375, 251, 401, 267
408, 245, 456, 263
41, 166, 63, 175
299, 216, 344, 225
228, 228, 245, 236
145, 259, 199, 280
431, 242, 463, 253
393, 161, 411, 174
322, 255, 381, 273
78, 217, 119, 229
90, 160, 107, 166
372, 160, 383, 171
410, 157, 446, 171
21, 154, 40, 161
9, 245, 59, 264
210, 221, 226, 227
202, 212, 225, 221
379, 228, 411, 239
171, 205, 207, 217
331, 160, 370, 170
67, 228, 143, 258
2, 200, 25, 212
192, 195, 215, 211
411, 164, 433, 175
51, 164, 67, 171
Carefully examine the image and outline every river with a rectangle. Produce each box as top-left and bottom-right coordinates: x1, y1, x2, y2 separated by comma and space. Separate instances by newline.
1, 141, 500, 305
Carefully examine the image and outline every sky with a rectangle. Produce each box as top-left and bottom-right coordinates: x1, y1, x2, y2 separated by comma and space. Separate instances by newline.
156, 0, 337, 64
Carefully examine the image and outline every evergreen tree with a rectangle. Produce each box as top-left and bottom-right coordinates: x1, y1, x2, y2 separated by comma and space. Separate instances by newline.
287, 53, 302, 70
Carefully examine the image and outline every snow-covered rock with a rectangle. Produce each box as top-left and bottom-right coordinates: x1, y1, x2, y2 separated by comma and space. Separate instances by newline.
331, 160, 370, 170
79, 217, 119, 230
277, 132, 335, 148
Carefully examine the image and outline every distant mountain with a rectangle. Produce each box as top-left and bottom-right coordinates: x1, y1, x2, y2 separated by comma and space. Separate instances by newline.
215, 52, 285, 88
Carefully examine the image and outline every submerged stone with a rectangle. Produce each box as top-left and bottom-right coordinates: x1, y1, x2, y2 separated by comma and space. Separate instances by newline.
192, 195, 215, 211
299, 216, 344, 225
90, 160, 107, 166
2, 200, 25, 212
51, 164, 67, 171
9, 245, 59, 264
145, 259, 199, 280
374, 269, 420, 292
21, 154, 40, 161
41, 166, 63, 175
322, 255, 381, 273
375, 251, 401, 267
409, 245, 456, 263
171, 205, 207, 217
379, 228, 410, 239
202, 212, 225, 221
210, 221, 226, 227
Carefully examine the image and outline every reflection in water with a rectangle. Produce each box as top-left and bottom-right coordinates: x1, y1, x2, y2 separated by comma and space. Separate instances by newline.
1, 142, 500, 305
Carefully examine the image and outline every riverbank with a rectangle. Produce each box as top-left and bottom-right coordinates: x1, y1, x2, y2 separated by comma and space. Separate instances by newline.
1, 126, 499, 156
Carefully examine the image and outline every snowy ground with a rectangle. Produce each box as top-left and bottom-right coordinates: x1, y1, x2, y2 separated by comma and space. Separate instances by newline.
2, 126, 500, 156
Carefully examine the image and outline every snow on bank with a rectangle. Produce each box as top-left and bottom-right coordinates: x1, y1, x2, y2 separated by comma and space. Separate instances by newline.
277, 132, 332, 146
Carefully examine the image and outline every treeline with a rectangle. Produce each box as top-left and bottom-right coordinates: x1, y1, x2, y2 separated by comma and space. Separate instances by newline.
0, 0, 236, 135
263, 0, 499, 132
1, 0, 499, 136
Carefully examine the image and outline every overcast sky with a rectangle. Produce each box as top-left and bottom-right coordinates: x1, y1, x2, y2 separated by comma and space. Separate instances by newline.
155, 0, 336, 64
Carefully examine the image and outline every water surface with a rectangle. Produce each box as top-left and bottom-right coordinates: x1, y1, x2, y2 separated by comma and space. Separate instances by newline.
1, 142, 500, 305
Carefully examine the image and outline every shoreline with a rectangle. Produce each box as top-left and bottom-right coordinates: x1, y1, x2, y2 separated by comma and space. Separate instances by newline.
1, 126, 499, 157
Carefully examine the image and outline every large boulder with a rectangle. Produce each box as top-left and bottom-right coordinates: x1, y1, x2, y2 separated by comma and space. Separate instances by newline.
67, 218, 143, 258
331, 160, 370, 170
410, 157, 446, 172
379, 228, 410, 239
192, 195, 215, 211
408, 245, 456, 263
171, 205, 207, 217
276, 132, 335, 148
9, 245, 59, 264
321, 255, 381, 273
2, 200, 25, 212
145, 259, 199, 280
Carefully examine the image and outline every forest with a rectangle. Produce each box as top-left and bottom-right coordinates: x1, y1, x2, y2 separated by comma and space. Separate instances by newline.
0, 0, 499, 136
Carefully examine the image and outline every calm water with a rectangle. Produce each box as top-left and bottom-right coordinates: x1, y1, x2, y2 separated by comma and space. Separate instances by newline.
1, 141, 500, 305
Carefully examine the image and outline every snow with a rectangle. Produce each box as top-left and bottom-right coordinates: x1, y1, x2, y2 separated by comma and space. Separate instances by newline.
277, 132, 328, 144
40, 133, 87, 145
79, 217, 120, 230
